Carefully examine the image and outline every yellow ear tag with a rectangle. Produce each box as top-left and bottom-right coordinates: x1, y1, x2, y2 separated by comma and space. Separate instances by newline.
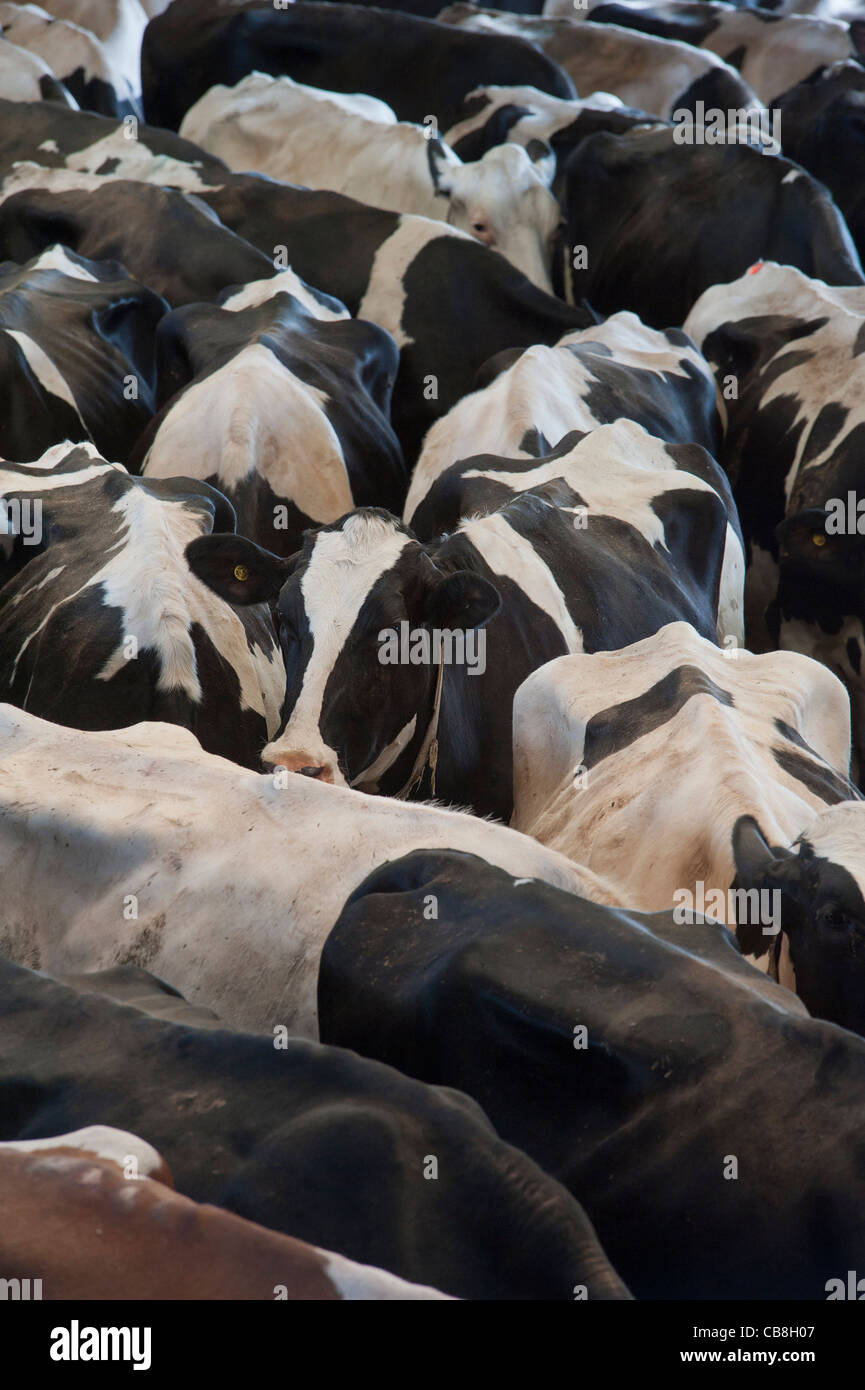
811, 534, 827, 548
234, 564, 250, 581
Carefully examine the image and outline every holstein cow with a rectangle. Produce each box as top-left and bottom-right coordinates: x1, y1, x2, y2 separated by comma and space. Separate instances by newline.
132, 294, 405, 554
187, 478, 730, 820
0, 445, 285, 768
0, 166, 277, 308
320, 847, 865, 1299
560, 124, 864, 324
0, 707, 619, 1035
734, 803, 865, 1036
444, 83, 654, 182
511, 621, 859, 976
683, 262, 865, 771
0, 97, 230, 186
0, 2, 139, 117
140, 0, 576, 132
407, 422, 744, 645
0, 245, 165, 465
777, 61, 865, 261
196, 178, 597, 465
45, 0, 147, 107
577, 0, 859, 105
438, 4, 762, 121
0, 1131, 453, 1300
0, 962, 629, 1299
180, 72, 562, 292
405, 311, 723, 518
0, 33, 77, 106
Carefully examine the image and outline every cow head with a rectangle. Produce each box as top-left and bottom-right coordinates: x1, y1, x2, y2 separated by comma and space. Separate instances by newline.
777, 508, 865, 602
732, 812, 865, 1036
429, 139, 561, 293
186, 510, 500, 792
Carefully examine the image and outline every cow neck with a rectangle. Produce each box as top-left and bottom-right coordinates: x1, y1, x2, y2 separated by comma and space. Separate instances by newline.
393, 657, 445, 800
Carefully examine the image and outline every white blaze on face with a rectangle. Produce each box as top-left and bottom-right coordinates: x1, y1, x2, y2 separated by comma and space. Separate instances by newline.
262, 514, 412, 773
798, 803, 865, 903
143, 343, 354, 526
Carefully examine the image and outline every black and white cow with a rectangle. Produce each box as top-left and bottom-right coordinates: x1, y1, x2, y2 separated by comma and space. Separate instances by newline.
0, 97, 229, 185
0, 245, 165, 465
186, 477, 729, 820
439, 4, 763, 120
0, 444, 284, 767
511, 621, 859, 974
407, 422, 744, 644
140, 0, 576, 132
777, 60, 865, 261
179, 71, 563, 292
0, 170, 276, 306
133, 292, 406, 554
444, 83, 656, 183
683, 262, 865, 772
0, 958, 628, 1300
577, 0, 860, 104
0, 33, 77, 106
734, 803, 865, 1035
0, 2, 139, 117
320, 847, 865, 1299
561, 124, 863, 324
44, 0, 146, 109
197, 177, 596, 464
405, 312, 723, 520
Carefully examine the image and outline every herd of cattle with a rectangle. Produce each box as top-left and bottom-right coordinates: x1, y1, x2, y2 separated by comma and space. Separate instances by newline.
1, 0, 865, 1305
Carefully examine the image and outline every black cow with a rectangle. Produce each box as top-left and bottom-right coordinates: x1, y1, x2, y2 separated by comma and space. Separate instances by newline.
185, 481, 727, 820
562, 124, 864, 325
320, 848, 865, 1299
0, 444, 285, 769
0, 245, 165, 465
734, 805, 865, 1037
0, 959, 630, 1301
131, 293, 406, 554
0, 178, 275, 307
777, 61, 865, 262
141, 0, 575, 132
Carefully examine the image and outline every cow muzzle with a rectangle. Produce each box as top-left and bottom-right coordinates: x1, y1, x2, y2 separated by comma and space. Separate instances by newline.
262, 749, 340, 785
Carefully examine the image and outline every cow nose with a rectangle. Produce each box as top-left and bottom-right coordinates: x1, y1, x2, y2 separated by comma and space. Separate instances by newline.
264, 751, 336, 785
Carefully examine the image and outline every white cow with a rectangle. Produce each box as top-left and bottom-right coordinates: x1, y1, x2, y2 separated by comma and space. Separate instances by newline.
179, 72, 562, 292
0, 708, 619, 1037
511, 620, 857, 983
39, 0, 146, 100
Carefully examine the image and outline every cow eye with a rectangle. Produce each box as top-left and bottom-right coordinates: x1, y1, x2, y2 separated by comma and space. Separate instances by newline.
811, 533, 827, 547
821, 904, 849, 928
472, 221, 487, 234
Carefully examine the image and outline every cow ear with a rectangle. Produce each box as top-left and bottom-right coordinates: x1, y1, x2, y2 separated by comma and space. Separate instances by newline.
525, 139, 556, 188
185, 533, 291, 605
424, 569, 501, 630
427, 138, 459, 197
732, 815, 799, 894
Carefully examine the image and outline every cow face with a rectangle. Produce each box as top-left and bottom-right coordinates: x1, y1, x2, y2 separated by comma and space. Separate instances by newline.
186, 511, 500, 791
732, 813, 865, 1036
429, 140, 561, 292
